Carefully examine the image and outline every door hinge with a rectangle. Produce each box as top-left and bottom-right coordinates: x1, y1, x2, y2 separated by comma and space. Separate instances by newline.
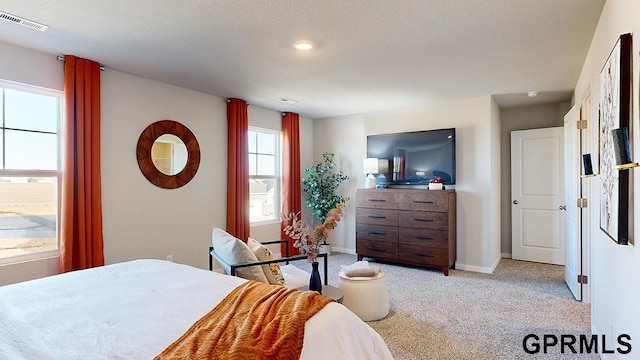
577, 120, 588, 129
577, 198, 588, 208
578, 275, 588, 284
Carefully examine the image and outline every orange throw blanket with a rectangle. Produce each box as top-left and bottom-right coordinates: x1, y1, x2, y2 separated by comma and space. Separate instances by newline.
155, 281, 333, 360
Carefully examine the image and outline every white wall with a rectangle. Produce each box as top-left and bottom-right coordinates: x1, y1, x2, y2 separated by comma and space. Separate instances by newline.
0, 41, 63, 285
312, 114, 365, 253
101, 70, 228, 270
488, 98, 502, 270
314, 96, 501, 272
0, 41, 62, 92
103, 69, 317, 270
573, 0, 640, 354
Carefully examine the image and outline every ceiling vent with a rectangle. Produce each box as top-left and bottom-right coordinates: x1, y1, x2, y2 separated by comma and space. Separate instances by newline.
0, 11, 48, 31
278, 97, 298, 104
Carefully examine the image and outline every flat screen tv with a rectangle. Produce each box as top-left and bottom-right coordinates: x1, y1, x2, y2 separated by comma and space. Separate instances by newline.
367, 128, 456, 185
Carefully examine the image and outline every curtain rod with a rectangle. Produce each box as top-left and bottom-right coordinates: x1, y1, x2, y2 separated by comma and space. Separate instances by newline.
225, 99, 250, 106
57, 55, 105, 71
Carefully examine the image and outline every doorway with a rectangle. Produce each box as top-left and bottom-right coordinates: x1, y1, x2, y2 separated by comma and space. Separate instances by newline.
511, 127, 565, 265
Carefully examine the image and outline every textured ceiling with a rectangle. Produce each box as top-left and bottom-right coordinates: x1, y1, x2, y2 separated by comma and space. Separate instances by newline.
0, 0, 605, 118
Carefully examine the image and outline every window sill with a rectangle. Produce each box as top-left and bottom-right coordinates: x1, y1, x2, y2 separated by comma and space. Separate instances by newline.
0, 250, 60, 267
250, 219, 282, 227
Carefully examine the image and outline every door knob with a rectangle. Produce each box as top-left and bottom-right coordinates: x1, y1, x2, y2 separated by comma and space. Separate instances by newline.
513, 200, 518, 204
559, 205, 566, 211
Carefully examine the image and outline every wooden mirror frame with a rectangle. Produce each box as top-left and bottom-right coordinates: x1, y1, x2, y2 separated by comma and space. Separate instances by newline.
136, 120, 200, 189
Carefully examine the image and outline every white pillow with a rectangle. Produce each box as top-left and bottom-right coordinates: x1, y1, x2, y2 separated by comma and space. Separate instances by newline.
247, 238, 285, 286
280, 264, 311, 289
211, 227, 268, 283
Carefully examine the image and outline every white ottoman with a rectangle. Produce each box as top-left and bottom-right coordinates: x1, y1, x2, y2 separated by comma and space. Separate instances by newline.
336, 270, 389, 321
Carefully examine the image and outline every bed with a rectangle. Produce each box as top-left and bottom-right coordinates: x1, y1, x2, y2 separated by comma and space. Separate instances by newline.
0, 259, 393, 359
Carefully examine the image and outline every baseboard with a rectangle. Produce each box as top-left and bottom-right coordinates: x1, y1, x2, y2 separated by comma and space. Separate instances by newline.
490, 255, 501, 272
455, 255, 501, 274
330, 247, 356, 255
502, 252, 512, 259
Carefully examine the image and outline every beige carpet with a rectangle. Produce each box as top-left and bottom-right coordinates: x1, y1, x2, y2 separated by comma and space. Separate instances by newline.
293, 253, 596, 360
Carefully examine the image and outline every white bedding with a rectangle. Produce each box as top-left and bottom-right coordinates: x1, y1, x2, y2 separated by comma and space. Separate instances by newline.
0, 259, 393, 359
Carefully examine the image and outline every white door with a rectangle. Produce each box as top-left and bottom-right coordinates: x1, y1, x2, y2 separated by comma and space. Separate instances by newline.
564, 106, 581, 300
511, 127, 565, 265
172, 142, 188, 174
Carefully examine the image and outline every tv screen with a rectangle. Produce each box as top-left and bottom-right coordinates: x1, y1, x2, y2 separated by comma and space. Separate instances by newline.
367, 128, 456, 185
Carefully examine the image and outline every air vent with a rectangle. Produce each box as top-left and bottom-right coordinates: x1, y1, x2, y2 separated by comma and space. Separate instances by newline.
278, 97, 298, 104
0, 11, 48, 31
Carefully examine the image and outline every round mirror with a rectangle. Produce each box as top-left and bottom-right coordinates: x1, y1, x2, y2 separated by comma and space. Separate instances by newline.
151, 134, 188, 175
136, 120, 200, 189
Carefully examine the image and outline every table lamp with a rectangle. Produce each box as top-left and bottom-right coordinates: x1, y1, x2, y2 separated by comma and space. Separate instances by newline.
363, 158, 379, 188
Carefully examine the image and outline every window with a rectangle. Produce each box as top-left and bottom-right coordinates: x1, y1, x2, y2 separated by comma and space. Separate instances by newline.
0, 80, 62, 262
248, 127, 281, 223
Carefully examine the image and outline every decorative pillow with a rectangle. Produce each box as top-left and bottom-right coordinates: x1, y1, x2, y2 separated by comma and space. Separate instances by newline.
247, 238, 285, 286
211, 227, 268, 283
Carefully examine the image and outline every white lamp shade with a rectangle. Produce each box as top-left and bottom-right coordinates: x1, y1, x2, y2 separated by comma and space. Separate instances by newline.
363, 158, 379, 174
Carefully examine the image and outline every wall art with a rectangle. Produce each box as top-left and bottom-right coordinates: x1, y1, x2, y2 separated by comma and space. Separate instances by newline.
599, 33, 631, 245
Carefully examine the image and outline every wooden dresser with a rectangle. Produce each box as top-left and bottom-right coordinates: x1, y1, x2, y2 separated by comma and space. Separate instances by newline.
355, 188, 456, 275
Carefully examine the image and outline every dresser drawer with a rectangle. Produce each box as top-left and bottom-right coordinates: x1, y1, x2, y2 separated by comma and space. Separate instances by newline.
357, 239, 398, 261
398, 210, 448, 230
397, 191, 449, 212
399, 244, 449, 267
356, 224, 398, 243
356, 190, 397, 209
356, 208, 398, 226
398, 228, 448, 248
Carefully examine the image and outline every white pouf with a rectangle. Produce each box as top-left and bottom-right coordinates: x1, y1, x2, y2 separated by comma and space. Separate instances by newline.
336, 270, 389, 321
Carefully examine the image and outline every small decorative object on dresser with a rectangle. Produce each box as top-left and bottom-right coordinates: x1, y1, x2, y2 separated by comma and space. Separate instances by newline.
355, 188, 456, 275
428, 176, 443, 190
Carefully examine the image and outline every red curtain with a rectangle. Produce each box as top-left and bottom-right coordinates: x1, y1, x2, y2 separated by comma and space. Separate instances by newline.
281, 112, 301, 256
226, 99, 250, 241
59, 55, 104, 273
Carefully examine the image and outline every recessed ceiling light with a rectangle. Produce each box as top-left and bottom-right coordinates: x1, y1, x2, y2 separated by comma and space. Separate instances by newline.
292, 40, 314, 51
278, 97, 298, 104
527, 91, 539, 98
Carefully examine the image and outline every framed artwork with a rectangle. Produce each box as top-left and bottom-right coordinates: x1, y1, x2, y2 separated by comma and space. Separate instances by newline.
599, 33, 631, 245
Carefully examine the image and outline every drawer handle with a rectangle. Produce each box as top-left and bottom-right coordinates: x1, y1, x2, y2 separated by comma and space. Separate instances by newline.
368, 199, 386, 202
369, 231, 386, 235
367, 247, 386, 252
412, 200, 434, 204
414, 253, 434, 258
414, 236, 434, 241
368, 215, 386, 219
413, 218, 434, 222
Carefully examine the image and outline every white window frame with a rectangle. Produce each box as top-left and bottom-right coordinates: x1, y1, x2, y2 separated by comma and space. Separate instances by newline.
0, 80, 62, 265
248, 127, 282, 225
